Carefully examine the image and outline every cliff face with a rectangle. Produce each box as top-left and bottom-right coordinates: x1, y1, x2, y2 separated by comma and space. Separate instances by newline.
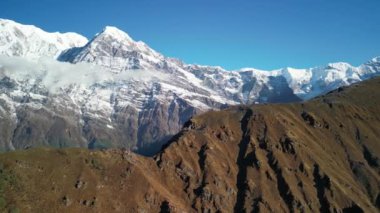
0, 77, 379, 212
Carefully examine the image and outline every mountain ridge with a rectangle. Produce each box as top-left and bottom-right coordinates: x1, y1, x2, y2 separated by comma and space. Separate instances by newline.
0, 76, 379, 212
0, 18, 88, 59
0, 19, 379, 155
2, 18, 378, 73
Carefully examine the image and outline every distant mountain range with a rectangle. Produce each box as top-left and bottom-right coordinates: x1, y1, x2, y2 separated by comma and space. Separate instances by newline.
0, 18, 379, 155
1, 73, 379, 212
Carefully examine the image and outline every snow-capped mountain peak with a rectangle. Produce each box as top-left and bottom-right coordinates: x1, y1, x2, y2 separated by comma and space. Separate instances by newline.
369, 56, 380, 64
326, 62, 352, 71
98, 26, 134, 42
0, 19, 379, 155
0, 18, 88, 59
59, 25, 165, 72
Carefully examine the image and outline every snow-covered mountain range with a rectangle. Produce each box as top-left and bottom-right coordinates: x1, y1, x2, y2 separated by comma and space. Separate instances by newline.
0, 19, 88, 59
0, 18, 379, 155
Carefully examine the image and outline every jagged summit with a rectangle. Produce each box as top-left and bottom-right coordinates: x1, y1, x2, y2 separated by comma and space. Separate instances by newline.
98, 26, 134, 42
58, 23, 166, 71
369, 56, 380, 63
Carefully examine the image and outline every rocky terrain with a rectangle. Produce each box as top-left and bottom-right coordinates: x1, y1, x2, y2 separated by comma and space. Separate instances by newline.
0, 75, 379, 212
1, 18, 380, 155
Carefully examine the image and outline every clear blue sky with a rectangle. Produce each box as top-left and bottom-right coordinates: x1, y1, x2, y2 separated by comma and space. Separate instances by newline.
1, 0, 380, 70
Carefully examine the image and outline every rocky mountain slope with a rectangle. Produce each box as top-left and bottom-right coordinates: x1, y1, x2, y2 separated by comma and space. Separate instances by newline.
0, 75, 379, 212
0, 18, 379, 155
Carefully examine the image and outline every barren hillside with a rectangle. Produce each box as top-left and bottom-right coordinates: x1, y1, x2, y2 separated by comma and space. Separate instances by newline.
0, 77, 379, 212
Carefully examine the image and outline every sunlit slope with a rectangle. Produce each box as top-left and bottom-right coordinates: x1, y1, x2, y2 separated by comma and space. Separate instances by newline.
0, 77, 379, 212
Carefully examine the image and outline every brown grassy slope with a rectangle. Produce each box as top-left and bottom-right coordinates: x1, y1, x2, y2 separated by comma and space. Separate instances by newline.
0, 77, 380, 212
